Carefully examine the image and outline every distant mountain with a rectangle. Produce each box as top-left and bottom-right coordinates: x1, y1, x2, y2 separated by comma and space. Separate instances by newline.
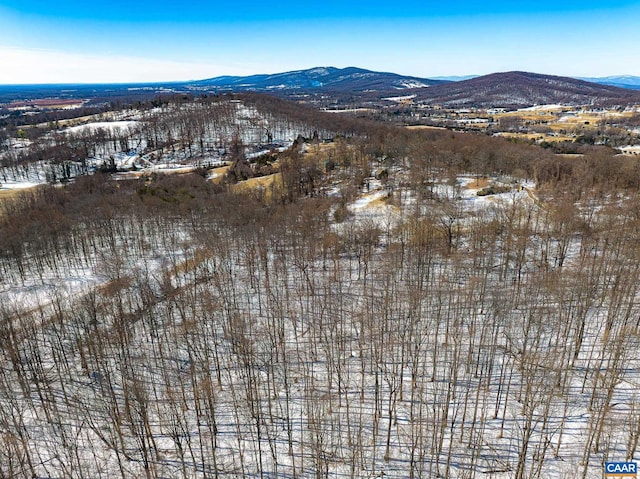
412, 71, 640, 108
192, 67, 446, 92
3, 69, 640, 110
578, 75, 640, 90
430, 75, 480, 82
192, 69, 640, 107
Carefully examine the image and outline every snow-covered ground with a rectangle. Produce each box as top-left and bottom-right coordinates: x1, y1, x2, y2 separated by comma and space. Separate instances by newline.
2, 178, 636, 478
0, 180, 42, 190
383, 94, 417, 102
518, 104, 566, 111
64, 120, 139, 135
618, 145, 640, 155
0, 100, 306, 190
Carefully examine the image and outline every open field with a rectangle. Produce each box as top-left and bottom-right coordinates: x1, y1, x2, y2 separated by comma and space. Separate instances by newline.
232, 172, 284, 200
431, 106, 640, 147
494, 110, 559, 122
406, 124, 448, 130
233, 171, 282, 190
7, 99, 85, 109
496, 132, 575, 142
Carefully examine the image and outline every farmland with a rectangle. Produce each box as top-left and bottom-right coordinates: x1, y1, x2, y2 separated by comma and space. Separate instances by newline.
398, 103, 640, 152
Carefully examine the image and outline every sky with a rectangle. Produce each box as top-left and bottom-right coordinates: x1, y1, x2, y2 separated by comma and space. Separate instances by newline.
1, 0, 640, 84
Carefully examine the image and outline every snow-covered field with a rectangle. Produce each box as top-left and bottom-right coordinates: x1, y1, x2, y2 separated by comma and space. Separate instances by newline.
64, 120, 139, 135
618, 145, 640, 155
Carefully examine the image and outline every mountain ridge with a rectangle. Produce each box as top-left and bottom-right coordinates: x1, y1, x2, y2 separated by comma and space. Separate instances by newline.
408, 71, 640, 107
578, 75, 640, 90
430, 74, 640, 90
191, 67, 640, 107
193, 66, 447, 92
2, 68, 640, 109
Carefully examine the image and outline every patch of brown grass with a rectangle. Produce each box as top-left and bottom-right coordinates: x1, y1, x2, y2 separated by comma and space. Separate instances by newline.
0, 187, 40, 216
207, 165, 231, 183
464, 177, 490, 189
406, 125, 448, 131
232, 173, 283, 200
499, 132, 574, 142
0, 189, 21, 200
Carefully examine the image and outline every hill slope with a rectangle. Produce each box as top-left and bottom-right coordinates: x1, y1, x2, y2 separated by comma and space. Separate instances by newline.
412, 71, 640, 107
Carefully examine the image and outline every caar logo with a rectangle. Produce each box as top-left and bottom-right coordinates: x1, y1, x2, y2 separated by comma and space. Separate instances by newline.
605, 462, 637, 478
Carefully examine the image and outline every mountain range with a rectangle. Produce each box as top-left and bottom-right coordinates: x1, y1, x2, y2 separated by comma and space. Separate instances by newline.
192, 67, 640, 107
2, 67, 640, 109
578, 75, 640, 90
193, 66, 446, 92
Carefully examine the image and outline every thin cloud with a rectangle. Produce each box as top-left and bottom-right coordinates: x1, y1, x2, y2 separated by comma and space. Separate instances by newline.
0, 46, 226, 84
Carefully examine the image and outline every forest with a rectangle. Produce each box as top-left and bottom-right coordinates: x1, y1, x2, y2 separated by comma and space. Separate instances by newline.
1, 93, 640, 478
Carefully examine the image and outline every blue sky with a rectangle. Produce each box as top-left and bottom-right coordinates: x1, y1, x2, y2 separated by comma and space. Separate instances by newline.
1, 0, 639, 83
